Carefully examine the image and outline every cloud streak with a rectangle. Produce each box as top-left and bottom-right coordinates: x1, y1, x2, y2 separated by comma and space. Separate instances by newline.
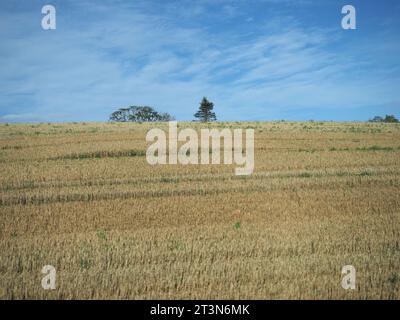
0, 0, 399, 122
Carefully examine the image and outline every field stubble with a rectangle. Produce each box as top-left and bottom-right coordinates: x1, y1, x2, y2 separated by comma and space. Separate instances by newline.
0, 121, 399, 299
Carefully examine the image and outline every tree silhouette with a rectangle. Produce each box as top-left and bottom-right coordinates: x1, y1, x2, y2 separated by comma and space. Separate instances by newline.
109, 106, 174, 122
194, 97, 216, 122
369, 114, 399, 123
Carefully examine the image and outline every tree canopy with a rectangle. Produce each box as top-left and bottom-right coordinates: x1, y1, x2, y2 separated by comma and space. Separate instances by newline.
369, 115, 399, 123
194, 97, 216, 122
109, 106, 174, 122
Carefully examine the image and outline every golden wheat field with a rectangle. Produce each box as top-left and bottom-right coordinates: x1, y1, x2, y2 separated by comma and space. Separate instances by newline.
0, 121, 399, 299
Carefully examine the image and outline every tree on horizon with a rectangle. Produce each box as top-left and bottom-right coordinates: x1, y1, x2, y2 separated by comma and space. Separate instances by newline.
369, 114, 399, 123
109, 106, 174, 122
194, 97, 217, 122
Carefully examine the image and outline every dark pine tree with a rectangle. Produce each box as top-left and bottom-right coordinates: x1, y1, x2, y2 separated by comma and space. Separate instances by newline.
194, 97, 217, 122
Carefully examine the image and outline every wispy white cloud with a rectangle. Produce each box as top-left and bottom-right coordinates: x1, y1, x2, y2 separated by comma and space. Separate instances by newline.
0, 0, 399, 122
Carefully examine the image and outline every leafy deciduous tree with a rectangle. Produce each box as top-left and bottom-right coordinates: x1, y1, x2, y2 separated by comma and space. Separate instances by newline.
369, 115, 399, 123
109, 106, 174, 122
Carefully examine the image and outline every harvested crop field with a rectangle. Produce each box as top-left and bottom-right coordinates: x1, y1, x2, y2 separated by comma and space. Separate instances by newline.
0, 121, 399, 299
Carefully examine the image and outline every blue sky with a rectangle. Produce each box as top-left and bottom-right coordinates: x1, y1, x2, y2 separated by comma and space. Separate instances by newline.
0, 0, 399, 122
